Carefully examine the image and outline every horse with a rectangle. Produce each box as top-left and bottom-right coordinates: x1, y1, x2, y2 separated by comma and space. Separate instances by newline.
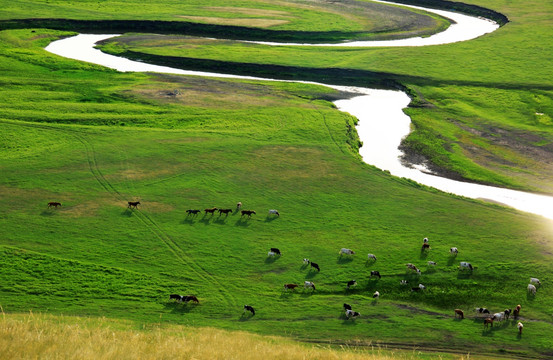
204, 207, 218, 215
47, 202, 62, 208
241, 210, 256, 218
454, 309, 464, 319
186, 209, 201, 216
127, 201, 140, 209
218, 208, 232, 216
484, 317, 494, 328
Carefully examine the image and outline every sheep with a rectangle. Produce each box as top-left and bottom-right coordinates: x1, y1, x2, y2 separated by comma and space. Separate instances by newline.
530, 277, 541, 286
528, 284, 537, 295
427, 261, 437, 266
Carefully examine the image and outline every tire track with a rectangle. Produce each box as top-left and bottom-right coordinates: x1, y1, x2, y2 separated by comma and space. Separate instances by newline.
2, 119, 237, 306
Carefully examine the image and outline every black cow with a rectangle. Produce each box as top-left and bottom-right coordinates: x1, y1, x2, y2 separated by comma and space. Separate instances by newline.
243, 305, 255, 316
370, 271, 381, 279
310, 261, 320, 272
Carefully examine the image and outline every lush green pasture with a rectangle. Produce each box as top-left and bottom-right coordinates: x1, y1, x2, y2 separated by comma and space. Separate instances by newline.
97, 0, 553, 193
1, 28, 553, 358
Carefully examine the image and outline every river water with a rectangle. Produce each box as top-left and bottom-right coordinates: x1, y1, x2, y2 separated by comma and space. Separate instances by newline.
44, 3, 553, 220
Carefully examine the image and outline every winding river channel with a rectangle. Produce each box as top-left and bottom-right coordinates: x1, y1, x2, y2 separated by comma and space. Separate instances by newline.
44, 1, 553, 220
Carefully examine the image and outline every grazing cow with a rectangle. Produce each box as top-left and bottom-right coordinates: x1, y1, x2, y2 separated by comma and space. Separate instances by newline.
270, 248, 281, 256
475, 307, 490, 314
450, 247, 458, 255
267, 251, 277, 257
530, 277, 541, 286
400, 280, 408, 286
47, 202, 62, 208
517, 322, 523, 335
303, 258, 310, 265
127, 201, 140, 209
370, 271, 381, 279
218, 208, 232, 216
284, 284, 298, 291
418, 283, 426, 290
346, 280, 357, 289
304, 281, 316, 291
183, 295, 199, 303
268, 209, 280, 217
186, 209, 201, 216
528, 284, 537, 295
513, 304, 521, 318
243, 305, 255, 316
423, 237, 429, 243
411, 287, 421, 292
373, 291, 380, 299
236, 202, 242, 210
492, 312, 504, 322
421, 243, 430, 251
459, 262, 473, 271
204, 207, 218, 215
241, 210, 256, 218
367, 253, 377, 261
427, 261, 437, 266
406, 263, 421, 274
339, 248, 355, 256
343, 303, 352, 311
310, 261, 320, 272
504, 309, 512, 320
454, 309, 464, 319
484, 317, 494, 328
345, 309, 360, 319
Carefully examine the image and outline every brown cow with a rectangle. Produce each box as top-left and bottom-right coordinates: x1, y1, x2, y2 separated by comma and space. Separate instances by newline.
283, 284, 298, 291
484, 317, 494, 328
454, 309, 464, 319
47, 202, 62, 208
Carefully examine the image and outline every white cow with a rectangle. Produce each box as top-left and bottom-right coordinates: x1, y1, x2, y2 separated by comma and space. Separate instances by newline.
303, 258, 310, 265
517, 322, 523, 334
339, 248, 355, 256
423, 237, 429, 243
406, 263, 421, 274
459, 262, 473, 271
528, 284, 537, 295
418, 283, 426, 290
345, 309, 360, 319
267, 251, 277, 257
367, 253, 377, 261
400, 280, 408, 285
268, 209, 280, 216
427, 261, 437, 266
373, 291, 380, 299
530, 277, 541, 286
450, 247, 458, 255
492, 312, 505, 322
304, 281, 316, 291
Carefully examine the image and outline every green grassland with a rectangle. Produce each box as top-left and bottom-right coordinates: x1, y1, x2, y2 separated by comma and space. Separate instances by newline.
0, 0, 553, 358
95, 0, 553, 193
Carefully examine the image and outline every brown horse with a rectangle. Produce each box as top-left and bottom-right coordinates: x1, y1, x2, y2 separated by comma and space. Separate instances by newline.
47, 202, 62, 208
204, 207, 218, 215
218, 208, 232, 216
241, 210, 256, 218
484, 317, 494, 328
127, 201, 140, 209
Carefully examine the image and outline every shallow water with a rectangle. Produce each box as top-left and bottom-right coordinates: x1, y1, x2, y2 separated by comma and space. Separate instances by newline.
43, 3, 553, 220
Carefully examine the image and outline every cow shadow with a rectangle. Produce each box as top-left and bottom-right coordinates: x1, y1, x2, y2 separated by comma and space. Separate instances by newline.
447, 255, 457, 266
337, 256, 353, 264
280, 291, 294, 299
264, 256, 279, 264
264, 216, 278, 222
526, 292, 536, 301
365, 260, 377, 267
419, 250, 429, 260
304, 270, 318, 279
457, 271, 472, 279
300, 290, 315, 297
300, 264, 309, 270
239, 313, 255, 321
164, 302, 195, 314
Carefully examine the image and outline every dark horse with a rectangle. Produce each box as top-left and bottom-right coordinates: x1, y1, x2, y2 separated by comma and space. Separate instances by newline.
47, 202, 62, 208
204, 207, 218, 215
241, 210, 256, 218
218, 208, 233, 216
127, 201, 140, 209
186, 209, 201, 216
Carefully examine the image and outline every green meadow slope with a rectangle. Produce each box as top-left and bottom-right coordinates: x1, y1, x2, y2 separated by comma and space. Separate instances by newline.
0, 1, 552, 358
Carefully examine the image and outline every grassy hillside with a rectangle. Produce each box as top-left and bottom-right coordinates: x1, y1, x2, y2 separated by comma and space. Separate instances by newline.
96, 0, 553, 193
0, 1, 552, 359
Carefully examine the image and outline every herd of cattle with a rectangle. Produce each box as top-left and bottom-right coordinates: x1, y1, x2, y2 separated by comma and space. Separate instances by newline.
48, 200, 542, 335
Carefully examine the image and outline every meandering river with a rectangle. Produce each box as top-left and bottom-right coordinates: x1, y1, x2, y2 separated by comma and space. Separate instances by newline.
44, 2, 553, 220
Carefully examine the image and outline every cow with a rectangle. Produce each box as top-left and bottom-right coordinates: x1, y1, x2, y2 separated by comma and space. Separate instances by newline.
528, 284, 537, 295
492, 312, 504, 322
418, 283, 426, 290
484, 317, 494, 328
370, 271, 381, 279
454, 309, 464, 319
169, 294, 183, 301
421, 243, 430, 251
423, 237, 429, 243
450, 247, 458, 255
127, 201, 140, 209
504, 309, 512, 320
373, 291, 380, 299
517, 322, 523, 335
345, 309, 360, 319
310, 261, 320, 272
411, 287, 421, 292
459, 262, 473, 271
204, 207, 218, 215
218, 208, 232, 216
267, 251, 277, 257
367, 253, 377, 261
241, 210, 256, 218
47, 202, 62, 208
186, 209, 201, 215
530, 277, 541, 286
427, 261, 437, 266
400, 280, 408, 286
339, 248, 355, 256
346, 280, 357, 289
270, 248, 281, 256
303, 258, 310, 265
268, 209, 280, 217
475, 307, 490, 314
236, 202, 242, 211
304, 281, 316, 291
343, 303, 352, 311
183, 295, 199, 303
243, 305, 255, 316
406, 263, 421, 274
283, 284, 298, 291
513, 304, 521, 318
